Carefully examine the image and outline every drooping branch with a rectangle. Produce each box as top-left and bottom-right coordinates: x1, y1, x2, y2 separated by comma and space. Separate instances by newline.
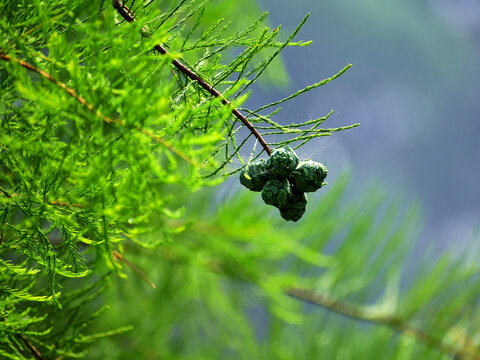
286, 287, 480, 360
0, 53, 196, 165
112, 0, 272, 155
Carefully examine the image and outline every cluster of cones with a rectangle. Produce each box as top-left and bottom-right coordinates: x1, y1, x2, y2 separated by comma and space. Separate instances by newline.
240, 147, 328, 222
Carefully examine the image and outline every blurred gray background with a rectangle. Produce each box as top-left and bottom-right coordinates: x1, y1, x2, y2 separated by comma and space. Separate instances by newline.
247, 0, 480, 247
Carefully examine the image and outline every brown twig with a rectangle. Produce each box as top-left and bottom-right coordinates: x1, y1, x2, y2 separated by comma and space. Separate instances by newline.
112, 0, 272, 156
17, 334, 46, 360
0, 53, 197, 166
1, 190, 84, 208
113, 250, 156, 289
49, 200, 84, 208
0, 316, 45, 360
286, 287, 480, 360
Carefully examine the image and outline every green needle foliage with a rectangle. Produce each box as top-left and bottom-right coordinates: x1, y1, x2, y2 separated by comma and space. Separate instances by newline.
1, 1, 480, 359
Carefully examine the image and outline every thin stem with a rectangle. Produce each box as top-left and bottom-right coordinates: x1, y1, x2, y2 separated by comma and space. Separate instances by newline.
0, 53, 196, 166
0, 189, 84, 208
112, 0, 272, 155
286, 287, 480, 360
113, 251, 156, 289
17, 334, 45, 360
254, 64, 352, 114
49, 200, 83, 208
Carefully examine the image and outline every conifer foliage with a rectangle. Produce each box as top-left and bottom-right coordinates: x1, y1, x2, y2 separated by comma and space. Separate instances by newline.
2, 1, 480, 359
0, 0, 355, 356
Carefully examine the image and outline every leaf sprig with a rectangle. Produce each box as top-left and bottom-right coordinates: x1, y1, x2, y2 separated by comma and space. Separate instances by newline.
111, 0, 358, 177
0, 0, 358, 357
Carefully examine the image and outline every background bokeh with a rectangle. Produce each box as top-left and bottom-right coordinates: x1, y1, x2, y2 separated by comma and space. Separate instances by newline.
246, 0, 480, 247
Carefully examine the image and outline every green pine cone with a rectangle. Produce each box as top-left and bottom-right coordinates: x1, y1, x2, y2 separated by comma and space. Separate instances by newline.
279, 190, 307, 222
292, 160, 327, 192
261, 178, 292, 208
266, 146, 299, 177
239, 159, 270, 192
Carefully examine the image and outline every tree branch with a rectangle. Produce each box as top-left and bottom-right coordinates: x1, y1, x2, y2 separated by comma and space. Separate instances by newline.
17, 334, 46, 360
0, 53, 197, 166
286, 287, 480, 360
112, 0, 272, 155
